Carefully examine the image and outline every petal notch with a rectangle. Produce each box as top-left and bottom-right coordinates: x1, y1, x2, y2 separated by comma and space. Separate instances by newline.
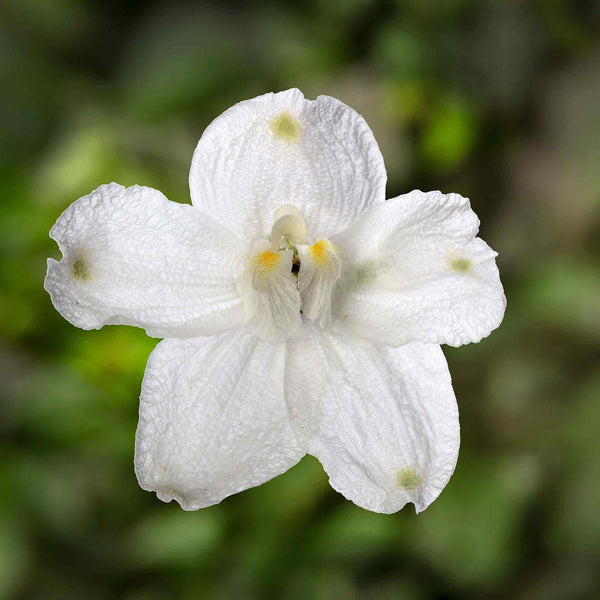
333, 190, 506, 347
45, 183, 246, 338
285, 327, 460, 513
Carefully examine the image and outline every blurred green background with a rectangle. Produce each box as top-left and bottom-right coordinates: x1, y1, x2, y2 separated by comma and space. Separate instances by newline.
1, 0, 599, 598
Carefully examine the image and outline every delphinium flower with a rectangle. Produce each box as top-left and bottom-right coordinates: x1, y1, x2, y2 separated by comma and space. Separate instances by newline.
45, 89, 505, 514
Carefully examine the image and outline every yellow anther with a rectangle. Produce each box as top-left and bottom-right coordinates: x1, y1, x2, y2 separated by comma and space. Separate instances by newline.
310, 240, 333, 266
253, 250, 280, 274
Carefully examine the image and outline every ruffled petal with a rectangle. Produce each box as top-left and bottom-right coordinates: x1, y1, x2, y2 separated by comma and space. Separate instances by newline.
235, 240, 302, 343
298, 239, 343, 329
333, 190, 506, 347
45, 183, 247, 338
189, 89, 386, 240
285, 327, 459, 514
135, 330, 304, 510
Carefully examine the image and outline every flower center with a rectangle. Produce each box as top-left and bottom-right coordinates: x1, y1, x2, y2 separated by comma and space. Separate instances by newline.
236, 206, 344, 342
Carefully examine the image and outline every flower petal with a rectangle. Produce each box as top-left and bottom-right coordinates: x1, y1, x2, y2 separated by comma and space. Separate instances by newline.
189, 89, 386, 240
333, 190, 506, 347
45, 183, 247, 338
298, 239, 343, 328
235, 240, 302, 343
135, 330, 304, 510
285, 327, 459, 514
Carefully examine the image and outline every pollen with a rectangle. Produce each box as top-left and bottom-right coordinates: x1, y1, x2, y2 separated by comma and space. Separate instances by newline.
71, 256, 90, 280
270, 111, 301, 141
310, 240, 331, 266
253, 250, 280, 274
449, 257, 471, 273
397, 468, 422, 491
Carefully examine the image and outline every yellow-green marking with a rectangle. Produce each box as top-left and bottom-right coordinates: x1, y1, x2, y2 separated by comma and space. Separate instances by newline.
270, 111, 301, 141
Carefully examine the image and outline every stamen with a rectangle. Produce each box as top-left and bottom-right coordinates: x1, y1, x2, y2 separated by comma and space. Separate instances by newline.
298, 238, 341, 328
236, 240, 302, 343
310, 240, 334, 266
252, 250, 280, 275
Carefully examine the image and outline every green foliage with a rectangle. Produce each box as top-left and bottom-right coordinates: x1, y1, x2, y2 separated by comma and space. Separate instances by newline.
1, 0, 599, 598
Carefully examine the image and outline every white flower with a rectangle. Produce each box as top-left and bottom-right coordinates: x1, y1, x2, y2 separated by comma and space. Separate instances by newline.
45, 89, 506, 514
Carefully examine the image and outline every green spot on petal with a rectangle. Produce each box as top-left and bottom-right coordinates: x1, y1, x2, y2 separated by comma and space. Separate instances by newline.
270, 111, 301, 141
397, 468, 422, 491
71, 257, 90, 280
449, 258, 471, 273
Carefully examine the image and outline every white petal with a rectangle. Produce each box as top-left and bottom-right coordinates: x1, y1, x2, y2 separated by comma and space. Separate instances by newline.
45, 183, 247, 338
298, 239, 343, 328
333, 190, 506, 347
235, 240, 302, 343
285, 327, 459, 513
135, 330, 304, 510
189, 89, 386, 240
